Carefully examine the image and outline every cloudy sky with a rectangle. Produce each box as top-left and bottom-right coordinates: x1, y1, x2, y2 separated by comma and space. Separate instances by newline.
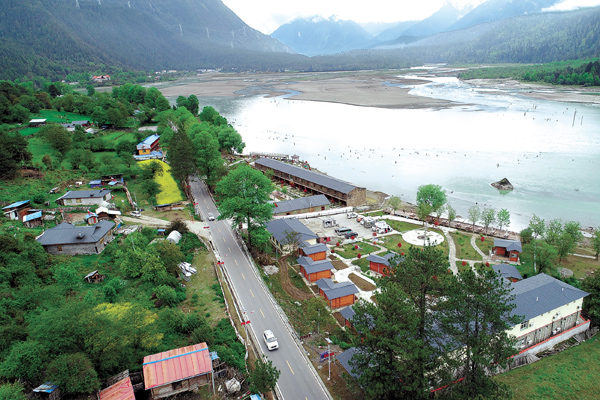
221, 0, 600, 34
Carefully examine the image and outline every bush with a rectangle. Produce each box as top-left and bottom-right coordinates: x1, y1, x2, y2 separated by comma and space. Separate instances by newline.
155, 285, 178, 306
0, 382, 27, 400
46, 353, 100, 394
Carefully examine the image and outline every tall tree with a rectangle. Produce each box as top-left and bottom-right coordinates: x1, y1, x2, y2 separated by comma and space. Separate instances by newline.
468, 205, 480, 233
556, 221, 583, 262
216, 165, 274, 248
481, 208, 496, 235
496, 208, 511, 234
592, 227, 600, 261
192, 127, 224, 188
446, 203, 457, 228
387, 195, 401, 215
248, 358, 281, 395
416, 184, 447, 221
168, 129, 197, 182
440, 267, 520, 399
39, 124, 72, 156
528, 214, 546, 240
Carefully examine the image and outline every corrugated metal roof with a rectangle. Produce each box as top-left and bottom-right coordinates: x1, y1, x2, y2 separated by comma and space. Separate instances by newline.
143, 343, 212, 390
273, 194, 330, 214
2, 200, 30, 210
23, 211, 42, 222
98, 377, 135, 400
316, 278, 359, 300
494, 239, 522, 253
339, 306, 355, 322
89, 180, 102, 186
58, 189, 111, 200
36, 220, 115, 246
137, 134, 160, 149
297, 257, 334, 274
255, 158, 362, 194
492, 264, 523, 281
300, 243, 328, 255
266, 218, 318, 244
510, 273, 588, 321
365, 252, 399, 266
33, 382, 59, 393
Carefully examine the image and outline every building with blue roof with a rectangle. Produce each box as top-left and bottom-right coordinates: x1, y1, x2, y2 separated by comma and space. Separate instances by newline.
2, 199, 31, 220
136, 134, 160, 155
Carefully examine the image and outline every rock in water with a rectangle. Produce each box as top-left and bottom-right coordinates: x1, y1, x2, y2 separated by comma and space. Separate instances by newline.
492, 178, 514, 191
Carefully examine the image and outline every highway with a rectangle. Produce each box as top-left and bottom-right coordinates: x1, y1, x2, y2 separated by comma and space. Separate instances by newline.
188, 177, 331, 400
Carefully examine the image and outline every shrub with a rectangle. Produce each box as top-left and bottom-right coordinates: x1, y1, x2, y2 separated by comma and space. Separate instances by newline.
46, 353, 100, 394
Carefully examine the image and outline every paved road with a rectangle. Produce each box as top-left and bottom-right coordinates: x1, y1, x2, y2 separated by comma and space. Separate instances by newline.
188, 177, 331, 400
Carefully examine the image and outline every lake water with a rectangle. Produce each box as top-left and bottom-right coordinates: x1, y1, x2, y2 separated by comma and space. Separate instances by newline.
169, 76, 600, 231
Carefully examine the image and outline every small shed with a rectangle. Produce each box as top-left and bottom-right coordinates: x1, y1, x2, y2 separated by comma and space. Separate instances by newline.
155, 203, 173, 212
85, 212, 99, 225
299, 243, 328, 261
143, 343, 213, 399
23, 210, 43, 228
98, 377, 135, 400
89, 180, 102, 188
493, 239, 522, 262
29, 118, 47, 127
315, 278, 359, 309
33, 382, 61, 400
297, 256, 333, 283
339, 306, 355, 328
2, 199, 31, 220
157, 228, 166, 236
167, 230, 182, 244
492, 264, 523, 282
84, 270, 105, 283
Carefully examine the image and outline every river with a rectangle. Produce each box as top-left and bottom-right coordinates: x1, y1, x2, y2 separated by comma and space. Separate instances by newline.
166, 76, 600, 231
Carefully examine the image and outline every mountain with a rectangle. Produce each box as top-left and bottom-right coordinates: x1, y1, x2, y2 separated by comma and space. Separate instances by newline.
447, 0, 560, 31
0, 0, 300, 80
401, 2, 465, 38
270, 16, 373, 56
372, 21, 420, 42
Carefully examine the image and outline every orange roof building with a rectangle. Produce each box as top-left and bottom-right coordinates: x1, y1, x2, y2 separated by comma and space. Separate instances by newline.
143, 343, 213, 399
98, 377, 135, 400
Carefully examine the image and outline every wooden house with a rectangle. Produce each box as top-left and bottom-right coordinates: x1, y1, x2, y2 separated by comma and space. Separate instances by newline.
98, 377, 134, 400
56, 189, 111, 206
298, 256, 333, 283
492, 264, 523, 283
143, 343, 213, 399
102, 174, 125, 187
23, 210, 43, 227
366, 252, 399, 277
299, 242, 328, 261
2, 200, 31, 220
85, 212, 99, 225
339, 306, 355, 328
84, 270, 105, 283
95, 206, 122, 221
315, 278, 359, 309
254, 157, 366, 207
493, 239, 522, 262
136, 134, 160, 155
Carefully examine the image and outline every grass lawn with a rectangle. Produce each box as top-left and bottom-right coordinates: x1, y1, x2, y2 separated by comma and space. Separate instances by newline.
558, 254, 600, 279
348, 272, 377, 291
382, 219, 422, 232
138, 160, 184, 205
335, 241, 380, 259
380, 234, 411, 253
455, 261, 473, 274
452, 231, 481, 260
35, 109, 91, 123
351, 258, 370, 273
18, 126, 40, 136
475, 235, 494, 257
101, 130, 138, 145
495, 337, 600, 400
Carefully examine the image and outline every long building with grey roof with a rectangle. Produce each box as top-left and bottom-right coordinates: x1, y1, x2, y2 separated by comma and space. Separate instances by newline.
273, 194, 330, 216
254, 158, 366, 207
36, 221, 115, 255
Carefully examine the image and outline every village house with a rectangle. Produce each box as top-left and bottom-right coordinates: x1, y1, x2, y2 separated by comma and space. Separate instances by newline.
60, 120, 90, 131
315, 278, 359, 309
95, 206, 122, 221
254, 157, 366, 207
298, 242, 328, 261
493, 238, 522, 262
23, 210, 43, 228
272, 194, 331, 216
101, 173, 125, 187
492, 264, 523, 282
366, 252, 400, 277
339, 305, 355, 328
508, 273, 589, 355
136, 134, 161, 155
298, 256, 333, 283
266, 218, 319, 255
2, 200, 31, 220
36, 220, 115, 255
29, 118, 47, 127
92, 75, 111, 83
97, 377, 134, 400
143, 343, 213, 399
56, 189, 112, 206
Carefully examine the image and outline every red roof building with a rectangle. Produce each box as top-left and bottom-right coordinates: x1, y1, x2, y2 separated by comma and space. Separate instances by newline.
143, 343, 213, 399
98, 377, 135, 400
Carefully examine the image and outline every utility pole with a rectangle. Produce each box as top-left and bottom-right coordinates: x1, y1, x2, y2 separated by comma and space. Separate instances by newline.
327, 340, 331, 381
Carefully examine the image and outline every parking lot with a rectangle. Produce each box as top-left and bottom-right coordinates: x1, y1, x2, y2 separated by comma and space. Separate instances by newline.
302, 212, 382, 242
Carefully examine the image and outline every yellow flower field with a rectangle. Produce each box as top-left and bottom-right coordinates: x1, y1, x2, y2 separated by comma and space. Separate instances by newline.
139, 160, 184, 205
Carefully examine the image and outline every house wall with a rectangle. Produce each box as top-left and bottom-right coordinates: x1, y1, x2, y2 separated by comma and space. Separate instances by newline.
330, 294, 355, 309
150, 375, 210, 399
309, 252, 326, 261
369, 261, 389, 276
495, 247, 506, 256
519, 319, 590, 356
508, 298, 584, 348
347, 187, 367, 207
509, 251, 519, 262
308, 270, 331, 283
60, 194, 110, 206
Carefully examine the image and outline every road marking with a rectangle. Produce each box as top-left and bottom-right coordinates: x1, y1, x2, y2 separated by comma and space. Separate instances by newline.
260, 309, 265, 318
241, 273, 245, 280
234, 259, 238, 266
286, 361, 294, 375
218, 228, 221, 233
228, 247, 232, 253
203, 199, 207, 204
222, 237, 226, 242
250, 289, 254, 297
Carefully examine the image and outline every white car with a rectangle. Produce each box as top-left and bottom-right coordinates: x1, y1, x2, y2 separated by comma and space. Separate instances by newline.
130, 210, 142, 217
207, 212, 215, 221
263, 330, 279, 351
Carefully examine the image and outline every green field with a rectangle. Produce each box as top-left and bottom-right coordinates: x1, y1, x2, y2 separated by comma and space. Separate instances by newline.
495, 337, 600, 400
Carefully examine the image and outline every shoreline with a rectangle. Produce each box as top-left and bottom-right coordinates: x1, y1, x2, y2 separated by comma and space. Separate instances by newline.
155, 70, 600, 109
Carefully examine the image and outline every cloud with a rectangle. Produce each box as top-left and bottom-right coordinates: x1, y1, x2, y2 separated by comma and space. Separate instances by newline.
543, 0, 600, 12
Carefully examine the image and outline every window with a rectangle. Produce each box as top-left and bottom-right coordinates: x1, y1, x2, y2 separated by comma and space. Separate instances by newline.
520, 321, 529, 330
57, 245, 63, 252
76, 198, 82, 204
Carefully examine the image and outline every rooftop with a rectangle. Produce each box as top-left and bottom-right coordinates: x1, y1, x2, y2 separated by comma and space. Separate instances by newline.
492, 264, 523, 281
98, 377, 135, 400
316, 278, 359, 300
266, 218, 318, 244
2, 200, 30, 210
143, 343, 212, 389
36, 221, 115, 246
297, 256, 334, 274
366, 252, 399, 267
137, 134, 160, 148
494, 238, 522, 253
57, 189, 111, 200
273, 194, 330, 214
255, 158, 362, 194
